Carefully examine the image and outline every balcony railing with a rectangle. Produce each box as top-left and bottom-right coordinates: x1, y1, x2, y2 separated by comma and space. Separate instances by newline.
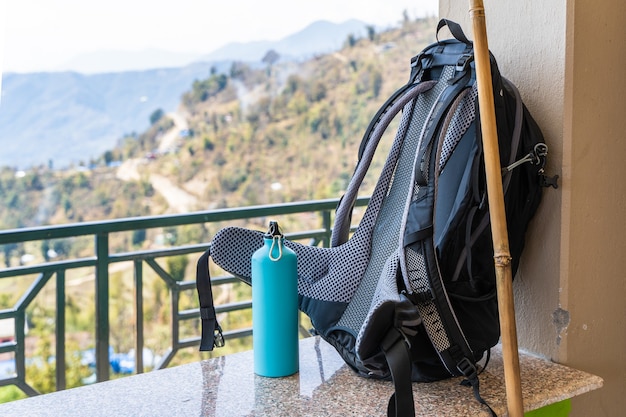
0, 197, 369, 397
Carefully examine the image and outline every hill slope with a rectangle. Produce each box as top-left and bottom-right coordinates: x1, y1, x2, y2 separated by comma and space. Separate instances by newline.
0, 63, 220, 169
0, 18, 437, 235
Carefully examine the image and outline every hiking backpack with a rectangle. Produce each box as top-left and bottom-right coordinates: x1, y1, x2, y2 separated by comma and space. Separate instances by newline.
196, 19, 555, 417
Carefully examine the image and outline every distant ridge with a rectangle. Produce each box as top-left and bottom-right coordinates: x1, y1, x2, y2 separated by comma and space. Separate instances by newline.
0, 19, 371, 169
203, 19, 369, 62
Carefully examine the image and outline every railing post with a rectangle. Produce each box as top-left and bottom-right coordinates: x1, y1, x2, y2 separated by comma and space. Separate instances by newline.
134, 259, 144, 374
95, 233, 110, 382
171, 282, 180, 352
14, 310, 27, 385
56, 270, 66, 390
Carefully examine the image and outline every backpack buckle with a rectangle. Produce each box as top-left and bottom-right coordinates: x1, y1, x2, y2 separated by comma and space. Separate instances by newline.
381, 327, 411, 351
456, 357, 478, 379
448, 53, 474, 84
456, 53, 473, 72
410, 53, 433, 82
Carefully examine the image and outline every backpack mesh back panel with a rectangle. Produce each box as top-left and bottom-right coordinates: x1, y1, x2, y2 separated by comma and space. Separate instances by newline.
337, 67, 454, 336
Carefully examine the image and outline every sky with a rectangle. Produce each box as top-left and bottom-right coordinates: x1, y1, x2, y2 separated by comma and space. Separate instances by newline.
0, 0, 438, 74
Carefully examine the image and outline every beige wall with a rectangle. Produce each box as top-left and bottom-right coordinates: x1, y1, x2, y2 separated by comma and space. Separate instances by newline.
438, 1, 625, 416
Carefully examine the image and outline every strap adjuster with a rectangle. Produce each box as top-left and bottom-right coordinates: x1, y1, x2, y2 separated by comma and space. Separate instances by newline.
456, 53, 473, 72
381, 328, 409, 351
457, 357, 478, 379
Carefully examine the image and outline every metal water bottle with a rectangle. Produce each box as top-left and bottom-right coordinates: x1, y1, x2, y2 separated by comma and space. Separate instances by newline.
251, 221, 299, 377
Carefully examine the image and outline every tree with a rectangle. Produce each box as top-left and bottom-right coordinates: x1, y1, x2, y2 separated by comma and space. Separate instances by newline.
186, 74, 228, 104
149, 109, 164, 125
229, 62, 250, 80
132, 229, 146, 247
262, 49, 280, 66
262, 49, 280, 75
309, 81, 327, 102
103, 150, 115, 166
366, 25, 376, 41
402, 9, 410, 25
26, 308, 90, 393
167, 255, 189, 282
41, 240, 50, 262
285, 75, 303, 95
2, 243, 18, 267
346, 33, 358, 48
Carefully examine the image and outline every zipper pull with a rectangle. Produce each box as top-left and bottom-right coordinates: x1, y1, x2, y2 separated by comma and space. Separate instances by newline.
503, 143, 548, 173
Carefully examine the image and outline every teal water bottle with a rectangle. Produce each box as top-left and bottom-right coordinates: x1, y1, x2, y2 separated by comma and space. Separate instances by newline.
251, 221, 299, 377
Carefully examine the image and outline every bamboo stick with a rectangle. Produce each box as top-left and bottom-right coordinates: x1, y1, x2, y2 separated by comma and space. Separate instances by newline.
468, 1, 525, 416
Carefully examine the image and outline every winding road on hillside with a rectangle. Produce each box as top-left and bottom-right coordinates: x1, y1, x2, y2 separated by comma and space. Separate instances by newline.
158, 112, 188, 154
116, 112, 198, 213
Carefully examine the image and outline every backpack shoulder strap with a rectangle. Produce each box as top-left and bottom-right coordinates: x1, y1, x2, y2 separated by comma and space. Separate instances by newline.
196, 248, 224, 351
331, 80, 437, 247
394, 83, 497, 415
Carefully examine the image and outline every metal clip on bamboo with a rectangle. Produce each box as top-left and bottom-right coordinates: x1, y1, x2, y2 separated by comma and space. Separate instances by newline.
468, 1, 525, 416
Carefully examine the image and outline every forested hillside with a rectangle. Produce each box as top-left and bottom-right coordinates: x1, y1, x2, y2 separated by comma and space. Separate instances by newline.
1, 17, 436, 236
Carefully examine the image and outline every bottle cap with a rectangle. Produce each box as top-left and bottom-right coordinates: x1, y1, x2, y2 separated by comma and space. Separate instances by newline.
264, 221, 283, 238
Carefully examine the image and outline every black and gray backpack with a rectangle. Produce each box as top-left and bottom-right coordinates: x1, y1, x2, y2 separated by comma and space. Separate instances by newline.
196, 19, 555, 417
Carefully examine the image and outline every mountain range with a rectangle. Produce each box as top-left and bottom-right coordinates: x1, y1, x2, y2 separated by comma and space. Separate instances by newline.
0, 19, 368, 169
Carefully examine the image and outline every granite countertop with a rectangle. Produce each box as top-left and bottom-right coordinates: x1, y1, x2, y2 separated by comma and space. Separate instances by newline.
0, 336, 602, 416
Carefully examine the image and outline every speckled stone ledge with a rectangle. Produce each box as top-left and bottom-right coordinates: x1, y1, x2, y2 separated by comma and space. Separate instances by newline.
0, 336, 602, 416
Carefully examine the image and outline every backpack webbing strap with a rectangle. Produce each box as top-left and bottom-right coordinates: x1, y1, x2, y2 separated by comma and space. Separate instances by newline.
436, 19, 472, 45
459, 363, 498, 417
196, 248, 224, 351
381, 328, 415, 417
382, 327, 498, 417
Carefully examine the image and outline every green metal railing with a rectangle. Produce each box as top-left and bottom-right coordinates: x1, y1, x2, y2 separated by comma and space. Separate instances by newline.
0, 197, 368, 397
